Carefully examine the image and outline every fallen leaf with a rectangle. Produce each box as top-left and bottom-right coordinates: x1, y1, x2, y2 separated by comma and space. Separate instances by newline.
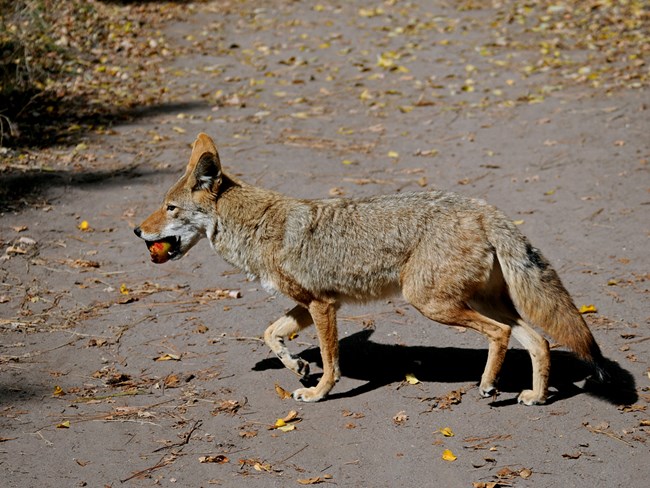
154, 353, 181, 361
442, 449, 457, 462
297, 474, 333, 485
164, 374, 180, 388
199, 455, 229, 464
519, 468, 533, 479
405, 373, 420, 385
52, 385, 66, 397
56, 420, 70, 429
579, 304, 598, 314
275, 383, 292, 400
439, 427, 454, 437
119, 283, 130, 295
393, 411, 408, 425
78, 220, 91, 231
282, 410, 299, 423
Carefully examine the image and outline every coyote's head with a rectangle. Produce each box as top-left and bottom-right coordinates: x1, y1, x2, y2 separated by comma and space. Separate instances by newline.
134, 133, 224, 263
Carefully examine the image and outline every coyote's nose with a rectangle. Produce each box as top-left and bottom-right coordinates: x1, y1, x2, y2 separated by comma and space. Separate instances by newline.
134, 227, 142, 238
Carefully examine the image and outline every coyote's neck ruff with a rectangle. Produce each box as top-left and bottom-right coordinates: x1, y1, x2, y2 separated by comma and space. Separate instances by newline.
135, 133, 607, 405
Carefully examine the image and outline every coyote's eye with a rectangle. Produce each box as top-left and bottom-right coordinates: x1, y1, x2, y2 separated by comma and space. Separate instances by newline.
166, 204, 177, 212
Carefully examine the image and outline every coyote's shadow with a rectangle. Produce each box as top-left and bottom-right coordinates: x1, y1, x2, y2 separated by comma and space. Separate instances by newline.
254, 329, 637, 405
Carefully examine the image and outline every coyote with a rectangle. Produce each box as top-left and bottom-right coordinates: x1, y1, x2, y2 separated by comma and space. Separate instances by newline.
135, 133, 607, 405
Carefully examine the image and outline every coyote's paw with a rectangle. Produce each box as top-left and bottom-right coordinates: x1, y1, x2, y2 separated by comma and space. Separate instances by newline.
517, 389, 546, 406
479, 385, 497, 398
294, 358, 310, 378
292, 386, 325, 403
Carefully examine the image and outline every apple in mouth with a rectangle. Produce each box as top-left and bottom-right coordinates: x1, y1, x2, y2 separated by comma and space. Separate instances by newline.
146, 236, 179, 263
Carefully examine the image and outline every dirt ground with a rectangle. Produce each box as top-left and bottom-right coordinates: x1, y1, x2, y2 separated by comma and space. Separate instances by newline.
1, 1, 648, 487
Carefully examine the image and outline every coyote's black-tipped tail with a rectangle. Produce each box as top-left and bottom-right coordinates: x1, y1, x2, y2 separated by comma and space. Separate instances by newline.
487, 218, 603, 367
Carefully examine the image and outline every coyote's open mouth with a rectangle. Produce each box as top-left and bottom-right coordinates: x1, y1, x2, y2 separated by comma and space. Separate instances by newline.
146, 236, 180, 263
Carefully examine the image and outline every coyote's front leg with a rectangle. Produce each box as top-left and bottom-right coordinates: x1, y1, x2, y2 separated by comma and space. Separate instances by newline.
292, 300, 340, 402
264, 305, 313, 378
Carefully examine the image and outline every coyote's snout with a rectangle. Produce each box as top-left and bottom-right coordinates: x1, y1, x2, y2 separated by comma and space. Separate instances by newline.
135, 133, 608, 405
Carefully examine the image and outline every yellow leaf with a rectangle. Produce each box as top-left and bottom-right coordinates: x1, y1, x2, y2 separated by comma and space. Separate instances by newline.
442, 449, 457, 461
155, 353, 181, 361
274, 418, 286, 428
405, 373, 420, 385
439, 427, 454, 437
119, 283, 130, 295
52, 386, 65, 397
57, 420, 70, 429
512, 219, 525, 226
78, 220, 91, 231
359, 89, 373, 101
579, 304, 597, 314
277, 424, 296, 432
387, 151, 399, 159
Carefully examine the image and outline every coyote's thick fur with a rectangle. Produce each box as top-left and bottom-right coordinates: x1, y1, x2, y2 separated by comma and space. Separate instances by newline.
135, 133, 607, 405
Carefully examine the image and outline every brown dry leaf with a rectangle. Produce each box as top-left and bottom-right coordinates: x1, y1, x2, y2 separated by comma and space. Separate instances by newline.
282, 410, 299, 423
496, 467, 517, 479
472, 483, 498, 488
199, 455, 229, 464
68, 259, 100, 268
212, 399, 244, 416
519, 468, 533, 479
342, 409, 365, 419
275, 383, 292, 400
393, 411, 408, 425
164, 374, 180, 388
297, 474, 333, 485
618, 404, 646, 413
239, 430, 258, 439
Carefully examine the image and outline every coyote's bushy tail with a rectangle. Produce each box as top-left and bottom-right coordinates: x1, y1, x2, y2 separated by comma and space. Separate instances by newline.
488, 217, 608, 381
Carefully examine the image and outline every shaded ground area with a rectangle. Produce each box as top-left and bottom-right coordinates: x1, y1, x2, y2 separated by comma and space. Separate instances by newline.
1, 1, 648, 487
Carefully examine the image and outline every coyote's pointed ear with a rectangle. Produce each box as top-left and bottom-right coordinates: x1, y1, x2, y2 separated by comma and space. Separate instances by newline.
192, 152, 222, 193
187, 133, 219, 170
187, 133, 222, 193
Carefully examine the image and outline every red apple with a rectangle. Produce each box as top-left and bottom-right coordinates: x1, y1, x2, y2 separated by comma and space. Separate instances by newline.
148, 240, 173, 263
